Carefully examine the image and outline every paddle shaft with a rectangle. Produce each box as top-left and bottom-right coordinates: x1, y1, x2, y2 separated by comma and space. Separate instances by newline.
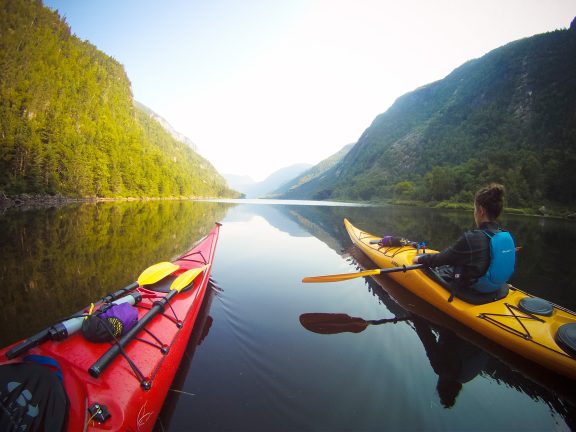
376, 264, 424, 275
6, 282, 140, 360
88, 289, 179, 379
302, 264, 424, 283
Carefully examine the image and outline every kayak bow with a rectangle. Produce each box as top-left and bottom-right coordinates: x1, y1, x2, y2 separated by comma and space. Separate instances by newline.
0, 223, 222, 431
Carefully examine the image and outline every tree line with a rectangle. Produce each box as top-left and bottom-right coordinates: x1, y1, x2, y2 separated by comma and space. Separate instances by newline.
0, 0, 239, 199
300, 23, 576, 214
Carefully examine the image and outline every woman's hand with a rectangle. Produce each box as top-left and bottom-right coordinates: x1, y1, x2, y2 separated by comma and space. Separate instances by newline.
412, 256, 420, 264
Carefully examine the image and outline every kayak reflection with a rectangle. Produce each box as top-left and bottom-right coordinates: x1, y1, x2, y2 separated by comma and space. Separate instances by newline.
315, 245, 576, 425
154, 278, 219, 430
412, 319, 490, 408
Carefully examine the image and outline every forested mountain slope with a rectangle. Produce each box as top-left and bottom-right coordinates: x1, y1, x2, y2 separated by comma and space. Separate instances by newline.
0, 0, 238, 198
283, 19, 576, 210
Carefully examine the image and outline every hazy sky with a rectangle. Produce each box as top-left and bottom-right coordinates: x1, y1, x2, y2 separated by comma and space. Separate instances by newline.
44, 0, 575, 181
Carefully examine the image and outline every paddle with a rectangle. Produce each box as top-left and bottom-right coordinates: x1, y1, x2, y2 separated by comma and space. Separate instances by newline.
300, 313, 409, 334
6, 261, 181, 360
88, 265, 209, 382
302, 264, 424, 283
138, 262, 180, 286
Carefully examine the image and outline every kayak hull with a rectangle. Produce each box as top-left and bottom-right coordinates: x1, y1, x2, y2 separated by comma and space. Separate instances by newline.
0, 223, 221, 431
344, 218, 576, 380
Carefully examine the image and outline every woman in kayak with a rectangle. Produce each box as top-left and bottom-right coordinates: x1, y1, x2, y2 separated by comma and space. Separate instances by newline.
412, 183, 515, 293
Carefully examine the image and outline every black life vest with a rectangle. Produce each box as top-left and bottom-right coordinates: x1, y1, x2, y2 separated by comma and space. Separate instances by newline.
0, 355, 69, 431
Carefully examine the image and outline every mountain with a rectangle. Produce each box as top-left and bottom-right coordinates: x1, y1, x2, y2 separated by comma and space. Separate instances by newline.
223, 174, 256, 194
134, 101, 198, 152
279, 19, 576, 210
0, 0, 239, 199
225, 164, 312, 198
271, 143, 353, 199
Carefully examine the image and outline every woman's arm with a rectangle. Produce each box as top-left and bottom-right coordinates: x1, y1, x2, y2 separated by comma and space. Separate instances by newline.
413, 234, 470, 267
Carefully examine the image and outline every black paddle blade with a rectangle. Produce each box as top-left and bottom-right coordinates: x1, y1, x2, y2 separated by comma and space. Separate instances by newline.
299, 313, 369, 334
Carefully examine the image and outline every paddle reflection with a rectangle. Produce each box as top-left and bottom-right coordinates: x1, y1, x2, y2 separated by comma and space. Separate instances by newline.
299, 313, 408, 334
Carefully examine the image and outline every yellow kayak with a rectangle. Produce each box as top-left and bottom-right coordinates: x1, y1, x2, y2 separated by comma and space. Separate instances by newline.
344, 218, 576, 380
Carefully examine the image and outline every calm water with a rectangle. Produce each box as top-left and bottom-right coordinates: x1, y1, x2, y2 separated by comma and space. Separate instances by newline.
1, 200, 576, 431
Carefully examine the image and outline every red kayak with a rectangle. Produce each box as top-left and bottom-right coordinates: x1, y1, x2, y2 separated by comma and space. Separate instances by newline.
0, 223, 221, 431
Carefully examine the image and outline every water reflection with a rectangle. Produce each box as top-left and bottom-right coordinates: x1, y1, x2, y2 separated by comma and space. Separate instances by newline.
299, 310, 490, 409
0, 200, 232, 346
3, 199, 576, 430
284, 204, 576, 428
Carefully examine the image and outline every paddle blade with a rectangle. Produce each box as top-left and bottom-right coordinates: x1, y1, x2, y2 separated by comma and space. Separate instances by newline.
170, 265, 209, 293
302, 269, 381, 283
299, 313, 369, 334
138, 262, 180, 286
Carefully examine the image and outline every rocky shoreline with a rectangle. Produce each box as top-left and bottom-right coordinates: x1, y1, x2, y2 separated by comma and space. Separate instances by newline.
0, 192, 98, 210
0, 192, 220, 211
0, 193, 179, 211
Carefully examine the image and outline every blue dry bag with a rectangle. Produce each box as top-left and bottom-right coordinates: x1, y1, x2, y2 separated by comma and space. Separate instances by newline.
472, 230, 515, 293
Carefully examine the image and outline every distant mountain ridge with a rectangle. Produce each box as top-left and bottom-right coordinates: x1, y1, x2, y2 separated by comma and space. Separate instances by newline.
270, 144, 353, 199
225, 163, 312, 198
277, 19, 576, 210
224, 174, 255, 193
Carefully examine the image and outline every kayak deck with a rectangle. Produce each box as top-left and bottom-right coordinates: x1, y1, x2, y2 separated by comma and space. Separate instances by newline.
344, 218, 576, 380
0, 223, 221, 431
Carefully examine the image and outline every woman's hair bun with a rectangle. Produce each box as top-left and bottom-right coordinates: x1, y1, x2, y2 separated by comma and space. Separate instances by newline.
475, 183, 505, 219
487, 183, 504, 199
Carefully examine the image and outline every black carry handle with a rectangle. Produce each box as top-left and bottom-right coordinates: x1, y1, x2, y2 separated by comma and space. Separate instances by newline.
100, 282, 139, 304
6, 329, 51, 359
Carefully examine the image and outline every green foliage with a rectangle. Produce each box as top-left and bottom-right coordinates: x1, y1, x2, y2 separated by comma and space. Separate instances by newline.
0, 200, 232, 345
281, 24, 576, 211
0, 0, 240, 198
393, 181, 415, 199
423, 167, 457, 201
